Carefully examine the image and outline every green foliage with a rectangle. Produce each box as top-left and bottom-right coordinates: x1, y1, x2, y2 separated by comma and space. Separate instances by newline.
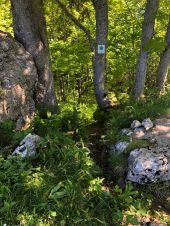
1, 0, 170, 100
0, 126, 140, 225
0, 120, 15, 148
126, 139, 149, 153
0, 120, 31, 152
105, 91, 170, 134
140, 181, 170, 211
0, 0, 12, 33
145, 37, 166, 53
0, 100, 170, 224
34, 105, 93, 141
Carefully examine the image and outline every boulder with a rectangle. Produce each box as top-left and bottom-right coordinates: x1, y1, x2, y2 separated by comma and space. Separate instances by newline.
0, 31, 38, 129
130, 120, 142, 129
142, 118, 153, 131
12, 133, 41, 158
127, 148, 170, 184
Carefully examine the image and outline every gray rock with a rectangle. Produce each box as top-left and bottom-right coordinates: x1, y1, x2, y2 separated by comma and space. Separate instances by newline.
132, 127, 146, 139
131, 120, 142, 129
12, 133, 41, 158
142, 118, 153, 131
127, 148, 170, 184
121, 128, 133, 136
0, 31, 38, 129
114, 141, 130, 154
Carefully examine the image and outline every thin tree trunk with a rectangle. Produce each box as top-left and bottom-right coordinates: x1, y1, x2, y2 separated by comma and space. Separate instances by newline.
10, 0, 59, 114
92, 0, 111, 109
133, 0, 159, 99
157, 16, 170, 93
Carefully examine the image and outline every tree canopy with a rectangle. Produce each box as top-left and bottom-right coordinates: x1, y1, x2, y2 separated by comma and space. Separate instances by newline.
1, 0, 170, 105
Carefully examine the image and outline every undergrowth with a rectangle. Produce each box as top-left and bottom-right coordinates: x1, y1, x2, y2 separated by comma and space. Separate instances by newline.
0, 119, 140, 225
0, 98, 170, 225
107, 91, 170, 132
97, 93, 170, 224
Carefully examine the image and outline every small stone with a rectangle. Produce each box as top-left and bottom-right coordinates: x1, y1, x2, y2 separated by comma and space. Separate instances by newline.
131, 120, 142, 129
142, 118, 153, 131
12, 133, 41, 158
150, 138, 156, 144
121, 128, 133, 136
114, 141, 130, 154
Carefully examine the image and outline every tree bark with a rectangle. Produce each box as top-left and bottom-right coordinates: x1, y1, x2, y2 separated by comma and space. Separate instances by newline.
157, 16, 170, 93
10, 0, 59, 114
133, 0, 159, 99
92, 0, 111, 109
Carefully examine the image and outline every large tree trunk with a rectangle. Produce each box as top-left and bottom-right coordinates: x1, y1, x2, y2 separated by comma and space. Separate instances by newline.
92, 0, 111, 109
133, 0, 159, 100
157, 16, 170, 93
10, 0, 59, 114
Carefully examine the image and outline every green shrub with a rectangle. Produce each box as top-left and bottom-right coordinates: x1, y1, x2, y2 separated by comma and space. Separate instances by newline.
0, 120, 15, 148
1, 100, 170, 225
34, 107, 88, 141
0, 120, 31, 152
104, 92, 170, 147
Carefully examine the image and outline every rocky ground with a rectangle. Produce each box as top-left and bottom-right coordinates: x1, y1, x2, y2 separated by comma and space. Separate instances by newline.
107, 116, 170, 225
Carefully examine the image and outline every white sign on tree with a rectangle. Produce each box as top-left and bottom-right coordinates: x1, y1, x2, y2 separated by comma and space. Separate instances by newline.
97, 45, 105, 54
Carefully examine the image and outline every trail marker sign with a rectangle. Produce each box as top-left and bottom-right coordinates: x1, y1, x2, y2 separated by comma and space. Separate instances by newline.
97, 45, 105, 54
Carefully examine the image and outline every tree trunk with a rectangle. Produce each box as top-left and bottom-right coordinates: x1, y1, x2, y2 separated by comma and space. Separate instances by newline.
10, 0, 59, 114
157, 16, 170, 93
55, 0, 110, 109
92, 0, 111, 109
133, 0, 159, 99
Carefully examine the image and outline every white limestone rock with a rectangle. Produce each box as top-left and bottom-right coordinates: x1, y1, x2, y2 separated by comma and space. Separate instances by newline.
127, 148, 170, 184
121, 128, 133, 136
12, 133, 41, 158
142, 118, 153, 131
131, 120, 142, 129
114, 141, 130, 154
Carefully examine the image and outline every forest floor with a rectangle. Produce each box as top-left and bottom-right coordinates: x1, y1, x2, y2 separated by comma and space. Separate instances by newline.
2, 102, 170, 225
